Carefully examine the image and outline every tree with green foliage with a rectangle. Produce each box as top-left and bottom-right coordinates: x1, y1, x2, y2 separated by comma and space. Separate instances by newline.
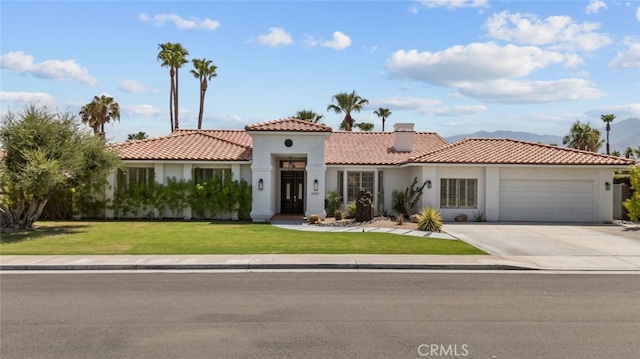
157, 42, 189, 131
356, 122, 374, 131
611, 150, 621, 157
0, 105, 120, 232
127, 132, 148, 141
562, 121, 603, 152
623, 165, 640, 222
373, 107, 391, 132
190, 58, 218, 129
79, 95, 120, 137
327, 90, 369, 131
624, 147, 635, 159
600, 114, 615, 155
295, 109, 324, 123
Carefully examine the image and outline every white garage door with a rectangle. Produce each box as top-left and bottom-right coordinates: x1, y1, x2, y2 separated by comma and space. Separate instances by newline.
499, 180, 594, 222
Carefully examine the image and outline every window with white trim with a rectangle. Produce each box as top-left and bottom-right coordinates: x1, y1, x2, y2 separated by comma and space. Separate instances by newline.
193, 168, 231, 183
347, 171, 374, 202
117, 167, 155, 194
440, 178, 477, 209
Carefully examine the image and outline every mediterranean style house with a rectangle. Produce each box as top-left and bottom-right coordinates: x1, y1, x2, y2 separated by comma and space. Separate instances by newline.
108, 118, 635, 223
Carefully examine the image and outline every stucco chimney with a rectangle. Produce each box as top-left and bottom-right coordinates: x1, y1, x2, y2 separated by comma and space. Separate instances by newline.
393, 123, 415, 152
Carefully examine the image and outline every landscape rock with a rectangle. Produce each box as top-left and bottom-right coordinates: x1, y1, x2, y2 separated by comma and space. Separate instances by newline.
455, 214, 468, 222
410, 214, 420, 223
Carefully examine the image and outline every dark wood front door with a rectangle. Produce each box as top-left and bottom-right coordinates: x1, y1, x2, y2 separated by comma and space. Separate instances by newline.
281, 171, 304, 213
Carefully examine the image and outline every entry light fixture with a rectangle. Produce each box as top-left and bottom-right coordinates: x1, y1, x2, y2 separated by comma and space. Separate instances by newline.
605, 182, 611, 191
258, 179, 264, 191
427, 180, 432, 189
313, 179, 319, 191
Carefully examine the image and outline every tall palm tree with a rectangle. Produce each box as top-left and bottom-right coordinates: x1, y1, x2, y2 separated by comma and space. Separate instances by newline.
190, 58, 218, 129
624, 147, 634, 159
601, 114, 616, 154
157, 42, 189, 131
295, 109, 324, 123
327, 90, 369, 131
562, 121, 604, 152
79, 95, 120, 138
373, 107, 392, 131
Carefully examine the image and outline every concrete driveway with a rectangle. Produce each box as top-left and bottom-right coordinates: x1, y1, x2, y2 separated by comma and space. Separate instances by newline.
444, 223, 640, 256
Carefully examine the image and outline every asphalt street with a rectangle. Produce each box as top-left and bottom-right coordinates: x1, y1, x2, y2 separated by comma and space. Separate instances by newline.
1, 272, 639, 358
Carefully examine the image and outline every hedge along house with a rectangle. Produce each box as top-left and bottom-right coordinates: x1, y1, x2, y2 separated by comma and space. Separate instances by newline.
107, 118, 634, 223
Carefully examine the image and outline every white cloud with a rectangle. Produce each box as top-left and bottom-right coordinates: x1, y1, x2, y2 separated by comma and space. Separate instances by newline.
586, 0, 607, 14
637, 7, 640, 21
0, 51, 98, 86
321, 31, 352, 50
122, 104, 162, 117
457, 79, 605, 104
303, 36, 319, 47
485, 11, 612, 52
258, 27, 293, 47
609, 37, 640, 69
138, 13, 220, 30
370, 96, 487, 117
387, 43, 566, 86
0, 91, 56, 108
118, 79, 148, 93
585, 103, 640, 118
415, 0, 488, 10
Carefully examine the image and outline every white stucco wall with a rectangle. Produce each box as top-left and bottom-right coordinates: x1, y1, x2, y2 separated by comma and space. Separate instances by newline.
249, 132, 329, 222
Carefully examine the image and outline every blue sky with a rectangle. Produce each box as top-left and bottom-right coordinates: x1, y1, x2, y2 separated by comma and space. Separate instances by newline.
1, 0, 639, 143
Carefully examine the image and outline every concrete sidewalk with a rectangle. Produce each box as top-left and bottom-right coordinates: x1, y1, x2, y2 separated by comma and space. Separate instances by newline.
2, 254, 640, 272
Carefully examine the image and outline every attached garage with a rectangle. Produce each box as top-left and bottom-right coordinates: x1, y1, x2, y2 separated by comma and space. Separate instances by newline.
499, 179, 594, 222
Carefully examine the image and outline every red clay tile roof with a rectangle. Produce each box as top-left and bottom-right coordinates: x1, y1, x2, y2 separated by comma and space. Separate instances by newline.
111, 130, 252, 161
325, 132, 448, 165
412, 138, 636, 166
245, 118, 332, 132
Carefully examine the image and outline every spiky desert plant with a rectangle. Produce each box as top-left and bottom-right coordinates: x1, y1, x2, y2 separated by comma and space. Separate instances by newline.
417, 206, 443, 232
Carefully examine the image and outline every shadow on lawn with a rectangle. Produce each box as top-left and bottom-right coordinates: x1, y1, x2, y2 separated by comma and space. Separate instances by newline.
0, 224, 90, 244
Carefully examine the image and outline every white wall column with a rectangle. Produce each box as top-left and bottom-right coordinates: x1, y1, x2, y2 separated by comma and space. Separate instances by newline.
305, 164, 327, 219
104, 171, 116, 219
231, 164, 241, 182
153, 163, 165, 219
421, 167, 438, 210
251, 167, 274, 222
597, 168, 614, 223
183, 164, 192, 220
485, 167, 500, 221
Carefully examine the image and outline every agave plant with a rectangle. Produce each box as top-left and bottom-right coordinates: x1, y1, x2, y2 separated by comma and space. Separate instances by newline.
417, 206, 443, 232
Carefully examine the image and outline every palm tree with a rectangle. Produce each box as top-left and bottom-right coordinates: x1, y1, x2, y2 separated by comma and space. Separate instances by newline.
190, 58, 218, 129
295, 109, 324, 123
635, 146, 640, 159
127, 132, 148, 141
624, 147, 634, 159
601, 114, 615, 154
562, 121, 603, 152
79, 95, 120, 138
611, 150, 621, 157
327, 90, 369, 131
157, 42, 189, 131
373, 107, 392, 132
356, 122, 374, 131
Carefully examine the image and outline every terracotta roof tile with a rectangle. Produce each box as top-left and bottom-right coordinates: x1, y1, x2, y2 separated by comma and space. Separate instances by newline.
111, 130, 252, 161
412, 138, 636, 166
245, 118, 332, 132
325, 132, 448, 165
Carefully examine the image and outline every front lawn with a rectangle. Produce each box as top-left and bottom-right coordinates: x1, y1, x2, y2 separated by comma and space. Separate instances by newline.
0, 221, 485, 255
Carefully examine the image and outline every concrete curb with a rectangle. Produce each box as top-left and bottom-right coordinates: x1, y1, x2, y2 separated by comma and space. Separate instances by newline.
0, 263, 536, 271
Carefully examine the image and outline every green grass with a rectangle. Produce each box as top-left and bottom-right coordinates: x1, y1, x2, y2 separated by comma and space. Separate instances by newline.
0, 221, 485, 255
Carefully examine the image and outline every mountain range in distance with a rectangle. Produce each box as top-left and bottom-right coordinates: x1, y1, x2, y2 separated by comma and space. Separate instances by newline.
445, 117, 640, 154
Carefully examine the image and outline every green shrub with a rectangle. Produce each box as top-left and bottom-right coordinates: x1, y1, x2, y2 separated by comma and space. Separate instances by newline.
417, 206, 443, 232
391, 190, 407, 217
345, 203, 356, 219
392, 177, 428, 217
308, 214, 320, 224
473, 211, 486, 222
326, 190, 342, 217
334, 210, 343, 220
623, 165, 640, 222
